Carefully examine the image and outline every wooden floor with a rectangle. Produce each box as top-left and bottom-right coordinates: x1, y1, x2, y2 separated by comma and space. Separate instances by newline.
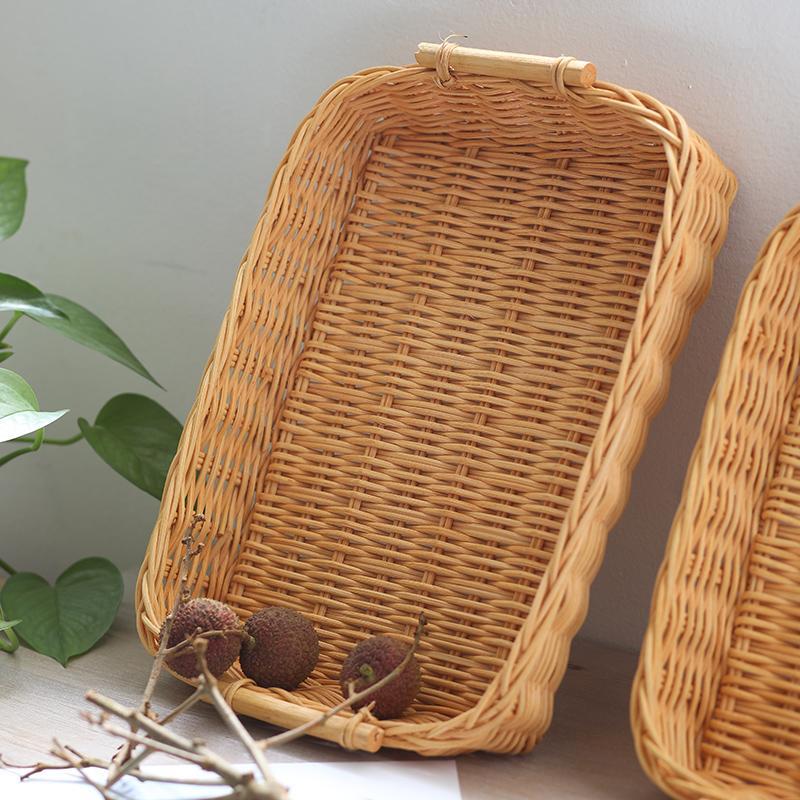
0, 597, 666, 799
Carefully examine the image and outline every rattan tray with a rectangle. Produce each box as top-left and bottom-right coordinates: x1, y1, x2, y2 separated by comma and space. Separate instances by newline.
137, 42, 736, 756
633, 207, 800, 799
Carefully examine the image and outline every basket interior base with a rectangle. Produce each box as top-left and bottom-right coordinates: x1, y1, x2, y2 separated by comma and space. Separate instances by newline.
227, 111, 668, 723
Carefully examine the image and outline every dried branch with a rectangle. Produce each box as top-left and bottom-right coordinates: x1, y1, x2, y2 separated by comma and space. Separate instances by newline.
100, 680, 206, 785
142, 513, 206, 712
162, 627, 250, 658
85, 692, 250, 787
261, 612, 427, 749
11, 510, 428, 800
54, 740, 241, 800
84, 633, 288, 798
53, 740, 123, 800
1, 751, 109, 780
159, 682, 206, 725
107, 514, 205, 786
1, 751, 226, 787
193, 639, 284, 797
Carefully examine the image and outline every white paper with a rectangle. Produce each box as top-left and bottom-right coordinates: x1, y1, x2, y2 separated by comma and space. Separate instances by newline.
0, 760, 461, 800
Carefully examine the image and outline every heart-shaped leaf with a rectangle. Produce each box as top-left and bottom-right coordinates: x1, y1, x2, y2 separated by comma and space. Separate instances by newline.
0, 157, 27, 240
0, 367, 67, 442
79, 393, 182, 498
30, 294, 161, 387
0, 557, 123, 665
0, 273, 67, 319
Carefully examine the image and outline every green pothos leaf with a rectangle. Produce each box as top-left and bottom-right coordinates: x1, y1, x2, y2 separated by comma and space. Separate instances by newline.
0, 558, 123, 665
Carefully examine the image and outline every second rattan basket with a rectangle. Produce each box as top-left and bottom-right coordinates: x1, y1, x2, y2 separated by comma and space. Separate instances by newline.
137, 42, 736, 755
633, 207, 800, 799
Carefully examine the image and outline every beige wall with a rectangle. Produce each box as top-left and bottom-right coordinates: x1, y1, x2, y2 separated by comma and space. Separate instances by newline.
2, 0, 797, 650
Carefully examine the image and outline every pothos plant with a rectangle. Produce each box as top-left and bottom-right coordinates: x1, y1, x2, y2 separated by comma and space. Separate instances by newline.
0, 157, 182, 665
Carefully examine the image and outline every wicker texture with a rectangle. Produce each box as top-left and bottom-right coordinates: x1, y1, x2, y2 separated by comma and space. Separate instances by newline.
633, 207, 800, 799
137, 47, 735, 755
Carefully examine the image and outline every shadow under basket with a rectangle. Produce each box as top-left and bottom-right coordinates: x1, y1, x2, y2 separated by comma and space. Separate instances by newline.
633, 207, 800, 799
137, 43, 736, 756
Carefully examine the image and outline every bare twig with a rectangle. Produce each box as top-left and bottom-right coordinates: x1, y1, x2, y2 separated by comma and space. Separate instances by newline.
53, 740, 123, 800
142, 513, 206, 712
1, 751, 226, 787
1, 751, 108, 780
101, 679, 207, 785
14, 507, 429, 800
159, 682, 207, 725
162, 627, 250, 658
85, 692, 249, 788
55, 740, 241, 800
194, 639, 286, 799
88, 639, 285, 797
108, 514, 205, 785
261, 612, 427, 749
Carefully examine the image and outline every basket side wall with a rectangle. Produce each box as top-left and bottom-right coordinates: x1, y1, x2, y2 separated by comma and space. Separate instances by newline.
135, 69, 390, 640
631, 206, 800, 799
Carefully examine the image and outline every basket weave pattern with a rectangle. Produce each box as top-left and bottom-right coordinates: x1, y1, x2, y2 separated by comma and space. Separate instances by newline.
633, 208, 800, 799
138, 55, 735, 755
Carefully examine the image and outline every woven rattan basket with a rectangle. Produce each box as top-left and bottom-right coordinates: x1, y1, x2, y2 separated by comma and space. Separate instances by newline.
633, 207, 800, 799
137, 42, 736, 756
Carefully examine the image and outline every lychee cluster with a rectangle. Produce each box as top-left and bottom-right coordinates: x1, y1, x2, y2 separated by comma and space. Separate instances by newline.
162, 598, 421, 719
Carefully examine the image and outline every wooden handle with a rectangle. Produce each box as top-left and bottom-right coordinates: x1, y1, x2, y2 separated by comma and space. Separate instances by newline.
415, 42, 596, 87
225, 685, 385, 752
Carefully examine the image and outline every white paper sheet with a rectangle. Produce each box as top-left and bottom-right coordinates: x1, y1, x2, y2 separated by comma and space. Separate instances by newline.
0, 759, 461, 800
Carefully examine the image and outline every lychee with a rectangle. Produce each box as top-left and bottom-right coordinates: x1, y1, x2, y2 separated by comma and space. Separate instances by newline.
339, 635, 420, 719
239, 607, 319, 690
162, 598, 242, 679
